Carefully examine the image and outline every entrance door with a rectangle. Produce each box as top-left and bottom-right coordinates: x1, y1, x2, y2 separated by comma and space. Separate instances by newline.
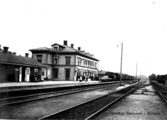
65, 69, 70, 80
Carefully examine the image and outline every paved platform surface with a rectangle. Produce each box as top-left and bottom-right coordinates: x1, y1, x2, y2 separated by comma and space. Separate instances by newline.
94, 80, 167, 120
0, 80, 100, 88
0, 80, 101, 92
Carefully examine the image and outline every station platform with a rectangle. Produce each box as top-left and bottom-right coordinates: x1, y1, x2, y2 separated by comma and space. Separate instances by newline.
0, 80, 100, 92
0, 80, 100, 88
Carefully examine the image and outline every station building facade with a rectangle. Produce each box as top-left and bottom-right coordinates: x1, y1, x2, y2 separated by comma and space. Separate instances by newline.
29, 40, 99, 81
0, 47, 45, 83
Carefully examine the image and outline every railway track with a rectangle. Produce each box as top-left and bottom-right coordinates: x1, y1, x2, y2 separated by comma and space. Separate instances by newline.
151, 82, 167, 103
38, 81, 144, 120
0, 81, 131, 106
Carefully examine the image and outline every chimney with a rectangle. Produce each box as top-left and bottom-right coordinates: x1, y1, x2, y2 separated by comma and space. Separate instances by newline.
78, 47, 81, 51
64, 40, 68, 46
13, 52, 16, 55
25, 53, 29, 57
3, 46, 9, 53
71, 44, 74, 48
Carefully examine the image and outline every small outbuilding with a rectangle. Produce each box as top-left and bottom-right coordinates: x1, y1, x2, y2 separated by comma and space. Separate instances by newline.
0, 47, 45, 83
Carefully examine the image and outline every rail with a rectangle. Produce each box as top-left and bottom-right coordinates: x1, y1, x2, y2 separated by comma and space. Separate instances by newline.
151, 82, 167, 103
0, 81, 131, 107
38, 81, 144, 120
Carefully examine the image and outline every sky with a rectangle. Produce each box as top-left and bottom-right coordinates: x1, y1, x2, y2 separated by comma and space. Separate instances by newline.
0, 0, 167, 76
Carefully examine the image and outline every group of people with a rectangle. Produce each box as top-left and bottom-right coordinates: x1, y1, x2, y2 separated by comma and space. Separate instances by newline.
76, 75, 94, 82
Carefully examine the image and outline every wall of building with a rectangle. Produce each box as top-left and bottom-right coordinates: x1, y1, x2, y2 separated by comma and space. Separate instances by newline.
0, 64, 8, 82
53, 66, 75, 81
0, 64, 21, 83
57, 55, 75, 65
76, 66, 98, 76
31, 52, 99, 81
47, 54, 53, 64
76, 55, 99, 70
74, 55, 99, 80
32, 53, 48, 64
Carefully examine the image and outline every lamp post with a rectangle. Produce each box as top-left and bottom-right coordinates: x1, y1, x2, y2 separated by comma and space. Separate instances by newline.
140, 71, 141, 81
119, 42, 124, 86
136, 63, 138, 82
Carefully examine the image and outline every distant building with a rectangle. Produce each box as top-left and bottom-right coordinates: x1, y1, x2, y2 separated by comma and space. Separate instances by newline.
29, 40, 99, 81
0, 46, 45, 83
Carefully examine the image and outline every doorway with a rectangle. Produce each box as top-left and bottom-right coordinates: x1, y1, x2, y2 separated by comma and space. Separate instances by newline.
15, 68, 19, 82
22, 67, 26, 82
65, 68, 70, 80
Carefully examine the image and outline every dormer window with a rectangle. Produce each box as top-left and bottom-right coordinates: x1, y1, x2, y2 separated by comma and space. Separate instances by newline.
37, 55, 42, 63
54, 47, 59, 51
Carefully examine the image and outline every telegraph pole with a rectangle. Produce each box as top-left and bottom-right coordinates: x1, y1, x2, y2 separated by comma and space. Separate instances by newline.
136, 63, 138, 82
120, 42, 123, 86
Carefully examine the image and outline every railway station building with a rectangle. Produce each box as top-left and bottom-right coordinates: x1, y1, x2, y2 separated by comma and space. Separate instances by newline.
29, 40, 99, 81
0, 46, 45, 83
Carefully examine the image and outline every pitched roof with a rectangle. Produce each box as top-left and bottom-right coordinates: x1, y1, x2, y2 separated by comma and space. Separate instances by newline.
30, 43, 99, 61
52, 43, 78, 52
51, 43, 66, 48
0, 52, 45, 67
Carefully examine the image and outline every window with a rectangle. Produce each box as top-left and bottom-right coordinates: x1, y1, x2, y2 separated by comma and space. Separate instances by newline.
65, 68, 70, 80
37, 55, 42, 63
34, 68, 39, 75
84, 59, 86, 66
92, 62, 95, 68
95, 63, 97, 69
34, 68, 38, 73
27, 68, 30, 74
66, 56, 71, 65
53, 57, 58, 65
42, 70, 45, 75
53, 68, 58, 78
88, 61, 90, 67
54, 47, 59, 51
85, 60, 88, 67
77, 57, 82, 66
90, 61, 92, 68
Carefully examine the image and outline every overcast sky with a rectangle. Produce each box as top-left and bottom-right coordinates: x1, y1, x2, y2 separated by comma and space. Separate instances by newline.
0, 0, 167, 76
